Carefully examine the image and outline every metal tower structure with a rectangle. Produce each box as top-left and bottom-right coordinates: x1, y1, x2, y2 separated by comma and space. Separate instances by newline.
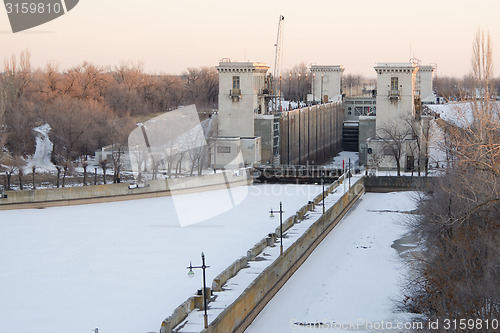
271, 15, 284, 165
272, 15, 284, 114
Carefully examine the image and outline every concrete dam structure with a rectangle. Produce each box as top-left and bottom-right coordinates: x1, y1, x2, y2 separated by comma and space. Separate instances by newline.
279, 103, 344, 165
215, 61, 345, 168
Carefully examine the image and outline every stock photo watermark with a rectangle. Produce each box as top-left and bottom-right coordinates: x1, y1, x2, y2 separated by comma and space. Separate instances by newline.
290, 318, 499, 331
3, 0, 79, 33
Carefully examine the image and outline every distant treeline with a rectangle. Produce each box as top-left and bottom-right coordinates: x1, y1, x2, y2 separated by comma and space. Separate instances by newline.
0, 50, 218, 168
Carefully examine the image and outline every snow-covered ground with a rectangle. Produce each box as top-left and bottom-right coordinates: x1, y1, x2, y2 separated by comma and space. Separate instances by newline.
425, 101, 500, 170
0, 184, 322, 333
427, 101, 499, 128
325, 151, 359, 169
427, 102, 474, 128
246, 192, 419, 333
427, 118, 448, 169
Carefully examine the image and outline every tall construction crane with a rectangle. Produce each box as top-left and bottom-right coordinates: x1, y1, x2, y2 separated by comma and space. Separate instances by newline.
272, 15, 284, 114
270, 15, 285, 164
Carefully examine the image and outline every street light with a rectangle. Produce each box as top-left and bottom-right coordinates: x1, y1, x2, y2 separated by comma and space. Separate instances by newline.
321, 178, 325, 214
270, 202, 284, 255
187, 252, 210, 329
298, 73, 301, 106
348, 158, 351, 188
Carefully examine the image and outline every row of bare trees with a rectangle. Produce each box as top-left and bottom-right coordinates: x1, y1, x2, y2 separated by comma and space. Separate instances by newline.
280, 63, 376, 103
0, 51, 219, 189
405, 29, 500, 324
434, 75, 500, 101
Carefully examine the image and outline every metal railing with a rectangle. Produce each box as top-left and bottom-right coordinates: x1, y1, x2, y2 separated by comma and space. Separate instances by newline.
388, 89, 400, 99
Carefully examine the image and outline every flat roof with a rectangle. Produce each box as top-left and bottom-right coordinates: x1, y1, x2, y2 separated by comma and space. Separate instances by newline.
216, 61, 269, 68
375, 62, 414, 68
310, 65, 344, 71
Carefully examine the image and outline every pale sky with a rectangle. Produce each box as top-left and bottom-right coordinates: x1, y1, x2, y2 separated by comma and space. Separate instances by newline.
1, 0, 499, 78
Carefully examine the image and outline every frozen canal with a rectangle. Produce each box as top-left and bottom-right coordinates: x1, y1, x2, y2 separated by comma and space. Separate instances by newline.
246, 192, 418, 333
0, 183, 322, 333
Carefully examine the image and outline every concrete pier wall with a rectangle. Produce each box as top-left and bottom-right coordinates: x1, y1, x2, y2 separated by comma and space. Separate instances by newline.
364, 175, 431, 192
0, 170, 251, 210
280, 103, 344, 165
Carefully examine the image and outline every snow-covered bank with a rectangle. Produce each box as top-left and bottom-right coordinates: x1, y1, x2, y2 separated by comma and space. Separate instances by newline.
0, 184, 322, 333
246, 192, 419, 333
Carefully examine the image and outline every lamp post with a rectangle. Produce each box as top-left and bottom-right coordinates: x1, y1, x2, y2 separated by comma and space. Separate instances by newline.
288, 73, 291, 109
321, 178, 325, 214
348, 158, 351, 188
270, 202, 284, 255
187, 252, 210, 329
298, 73, 301, 106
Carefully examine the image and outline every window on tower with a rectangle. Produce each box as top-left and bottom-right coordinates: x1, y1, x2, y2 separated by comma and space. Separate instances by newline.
389, 77, 399, 99
233, 76, 240, 89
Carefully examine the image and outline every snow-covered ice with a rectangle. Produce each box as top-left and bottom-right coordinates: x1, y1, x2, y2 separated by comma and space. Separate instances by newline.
246, 192, 418, 333
0, 184, 322, 333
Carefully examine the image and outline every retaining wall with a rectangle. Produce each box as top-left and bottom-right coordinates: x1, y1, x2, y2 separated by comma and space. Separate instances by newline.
364, 175, 431, 192
0, 170, 251, 210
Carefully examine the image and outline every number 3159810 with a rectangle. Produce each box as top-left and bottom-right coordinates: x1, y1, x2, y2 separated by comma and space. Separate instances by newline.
5, 2, 62, 14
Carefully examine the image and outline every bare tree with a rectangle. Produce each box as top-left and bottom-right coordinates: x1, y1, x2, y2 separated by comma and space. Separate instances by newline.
31, 165, 36, 189
2, 155, 15, 190
405, 116, 432, 176
111, 145, 123, 183
82, 160, 88, 186
100, 158, 109, 184
183, 67, 218, 109
405, 28, 500, 323
14, 157, 25, 190
0, 88, 6, 164
376, 121, 412, 176
62, 160, 73, 187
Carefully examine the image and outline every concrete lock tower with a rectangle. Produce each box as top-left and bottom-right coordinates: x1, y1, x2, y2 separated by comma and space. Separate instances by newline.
366, 62, 427, 172
310, 65, 344, 103
374, 63, 418, 134
216, 61, 269, 137
213, 60, 270, 168
418, 65, 436, 104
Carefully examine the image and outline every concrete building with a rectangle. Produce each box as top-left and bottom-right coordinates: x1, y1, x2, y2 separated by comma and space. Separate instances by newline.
365, 63, 430, 172
212, 136, 261, 169
310, 65, 344, 103
358, 116, 376, 166
254, 114, 275, 164
216, 61, 270, 137
418, 65, 438, 104
215, 60, 346, 167
215, 61, 270, 167
344, 97, 376, 121
374, 63, 418, 133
